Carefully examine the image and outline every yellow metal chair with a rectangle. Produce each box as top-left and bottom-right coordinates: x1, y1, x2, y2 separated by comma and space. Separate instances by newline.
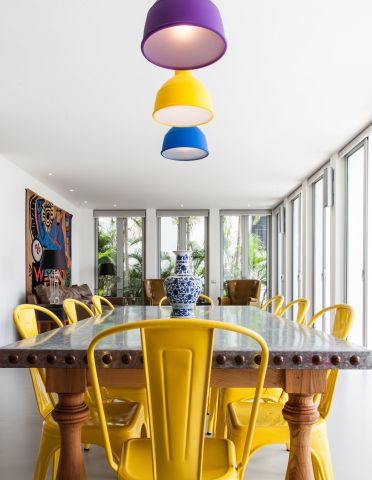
159, 293, 214, 306
88, 318, 269, 480
63, 298, 95, 324
261, 295, 284, 315
13, 304, 64, 337
92, 295, 115, 315
226, 304, 354, 480
278, 298, 310, 324
13, 304, 146, 480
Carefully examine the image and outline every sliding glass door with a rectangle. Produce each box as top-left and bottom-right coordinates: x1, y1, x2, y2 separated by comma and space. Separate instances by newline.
221, 212, 270, 301
346, 141, 367, 345
158, 211, 208, 291
291, 195, 302, 300
312, 175, 331, 331
95, 211, 145, 302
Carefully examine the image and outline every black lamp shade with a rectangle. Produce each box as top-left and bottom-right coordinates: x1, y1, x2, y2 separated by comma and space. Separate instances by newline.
42, 249, 67, 270
99, 263, 115, 276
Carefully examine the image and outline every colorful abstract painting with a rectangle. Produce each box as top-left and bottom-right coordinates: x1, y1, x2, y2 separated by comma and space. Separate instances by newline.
26, 189, 72, 295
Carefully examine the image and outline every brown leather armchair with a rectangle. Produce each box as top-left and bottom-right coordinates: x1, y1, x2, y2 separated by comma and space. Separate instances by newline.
143, 279, 167, 306
218, 279, 261, 307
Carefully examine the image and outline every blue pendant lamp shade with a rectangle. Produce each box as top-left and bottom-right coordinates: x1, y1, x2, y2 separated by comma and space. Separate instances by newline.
161, 127, 209, 161
142, 0, 227, 70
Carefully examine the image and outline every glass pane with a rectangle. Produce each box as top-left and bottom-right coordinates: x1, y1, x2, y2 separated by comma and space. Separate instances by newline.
313, 179, 324, 316
97, 217, 117, 296
277, 212, 285, 296
249, 215, 268, 301
347, 146, 365, 345
186, 216, 206, 291
122, 217, 143, 301
292, 196, 301, 300
160, 216, 178, 278
324, 204, 331, 333
223, 216, 242, 293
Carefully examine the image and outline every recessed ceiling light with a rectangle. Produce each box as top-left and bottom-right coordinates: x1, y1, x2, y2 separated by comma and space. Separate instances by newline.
180, 203, 184, 207
69, 188, 74, 192
48, 172, 53, 176
113, 204, 117, 208
83, 200, 88, 204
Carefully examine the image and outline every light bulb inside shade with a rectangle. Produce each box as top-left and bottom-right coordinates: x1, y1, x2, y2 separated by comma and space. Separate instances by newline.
142, 25, 226, 70
162, 147, 208, 161
154, 106, 213, 127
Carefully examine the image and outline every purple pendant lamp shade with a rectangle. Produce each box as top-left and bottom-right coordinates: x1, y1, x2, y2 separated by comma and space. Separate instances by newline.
141, 0, 227, 70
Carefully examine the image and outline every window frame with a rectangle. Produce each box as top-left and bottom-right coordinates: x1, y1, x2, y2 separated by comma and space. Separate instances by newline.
219, 210, 272, 299
157, 210, 209, 293
94, 210, 146, 299
345, 138, 369, 345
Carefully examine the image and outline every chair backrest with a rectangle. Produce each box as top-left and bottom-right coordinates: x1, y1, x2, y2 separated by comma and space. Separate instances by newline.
227, 279, 261, 305
279, 298, 310, 324
13, 305, 62, 419
92, 295, 115, 315
261, 295, 284, 315
159, 294, 214, 307
63, 298, 94, 324
307, 304, 354, 419
143, 279, 166, 306
13, 304, 63, 338
199, 294, 214, 306
88, 319, 269, 479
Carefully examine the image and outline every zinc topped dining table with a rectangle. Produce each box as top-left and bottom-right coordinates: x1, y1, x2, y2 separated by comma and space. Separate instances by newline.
1, 305, 371, 480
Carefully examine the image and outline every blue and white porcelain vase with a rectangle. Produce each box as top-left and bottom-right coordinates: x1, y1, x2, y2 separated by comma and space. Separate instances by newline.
164, 250, 202, 318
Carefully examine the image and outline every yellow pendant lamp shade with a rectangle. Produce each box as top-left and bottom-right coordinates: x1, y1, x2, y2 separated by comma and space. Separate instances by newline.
153, 70, 214, 127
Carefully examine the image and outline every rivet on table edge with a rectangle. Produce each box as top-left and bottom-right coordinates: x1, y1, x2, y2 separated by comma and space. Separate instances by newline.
312, 354, 322, 365
65, 354, 76, 365
47, 354, 57, 364
235, 355, 245, 365
216, 354, 226, 365
273, 355, 284, 365
331, 355, 341, 366
350, 355, 360, 366
27, 354, 38, 364
122, 353, 132, 364
292, 354, 302, 365
8, 354, 19, 364
102, 353, 113, 365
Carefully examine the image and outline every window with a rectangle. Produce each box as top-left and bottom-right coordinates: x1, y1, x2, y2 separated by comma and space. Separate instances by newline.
95, 211, 145, 302
221, 212, 270, 301
312, 174, 331, 331
275, 206, 286, 297
158, 211, 208, 291
291, 195, 302, 300
346, 141, 367, 345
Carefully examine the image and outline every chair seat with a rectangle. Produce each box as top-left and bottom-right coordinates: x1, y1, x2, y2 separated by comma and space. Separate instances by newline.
119, 437, 238, 480
228, 401, 325, 432
44, 401, 142, 435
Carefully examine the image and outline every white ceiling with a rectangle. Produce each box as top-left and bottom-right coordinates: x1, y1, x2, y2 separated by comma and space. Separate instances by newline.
1, 0, 372, 209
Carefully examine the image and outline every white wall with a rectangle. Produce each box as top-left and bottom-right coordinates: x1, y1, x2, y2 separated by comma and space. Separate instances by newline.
0, 156, 94, 345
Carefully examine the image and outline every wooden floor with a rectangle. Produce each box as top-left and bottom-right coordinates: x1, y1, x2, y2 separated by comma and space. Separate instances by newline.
0, 368, 371, 479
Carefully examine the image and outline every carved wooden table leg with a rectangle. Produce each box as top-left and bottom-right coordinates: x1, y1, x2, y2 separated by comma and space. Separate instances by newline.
282, 393, 319, 480
52, 392, 90, 480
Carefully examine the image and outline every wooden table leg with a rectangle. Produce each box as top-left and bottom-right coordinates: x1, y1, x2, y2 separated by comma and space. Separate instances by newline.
52, 392, 90, 480
282, 393, 319, 480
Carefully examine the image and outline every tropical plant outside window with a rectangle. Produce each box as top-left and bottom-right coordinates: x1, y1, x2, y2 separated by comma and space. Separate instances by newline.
222, 214, 269, 301
159, 215, 207, 290
97, 216, 144, 300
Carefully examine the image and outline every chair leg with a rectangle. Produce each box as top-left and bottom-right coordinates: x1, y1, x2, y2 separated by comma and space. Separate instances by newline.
33, 431, 60, 480
52, 449, 60, 480
207, 388, 219, 435
311, 426, 334, 480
